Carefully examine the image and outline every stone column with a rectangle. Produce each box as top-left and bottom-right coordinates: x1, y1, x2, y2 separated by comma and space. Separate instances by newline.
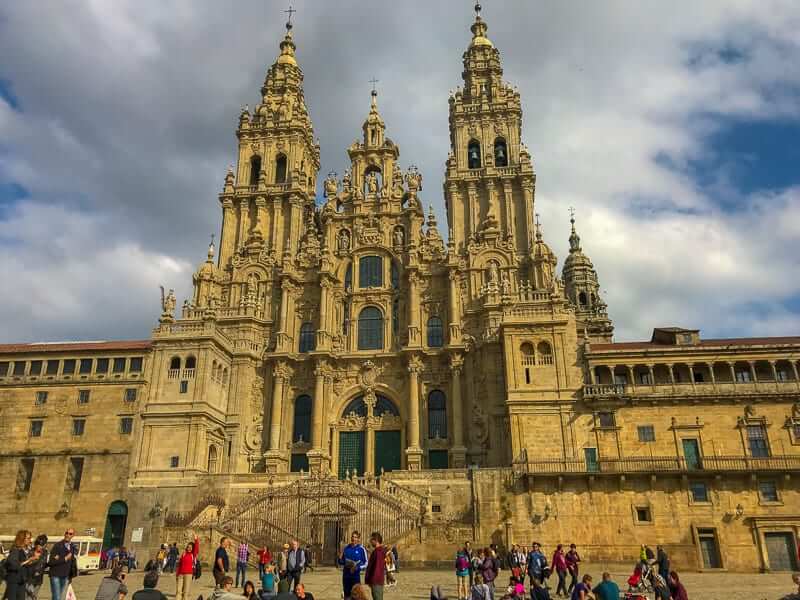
408, 272, 421, 347
647, 365, 655, 387
406, 356, 423, 470
749, 361, 758, 382
502, 181, 514, 239
237, 198, 250, 245
288, 195, 302, 257
307, 361, 330, 473
317, 279, 331, 349
448, 270, 462, 343
729, 362, 736, 384
220, 198, 236, 265
268, 366, 285, 451
272, 196, 283, 255
254, 196, 267, 239
791, 361, 799, 383
450, 354, 467, 467
522, 181, 535, 252
276, 280, 291, 352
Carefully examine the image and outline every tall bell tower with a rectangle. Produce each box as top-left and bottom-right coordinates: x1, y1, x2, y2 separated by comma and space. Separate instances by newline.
444, 2, 537, 262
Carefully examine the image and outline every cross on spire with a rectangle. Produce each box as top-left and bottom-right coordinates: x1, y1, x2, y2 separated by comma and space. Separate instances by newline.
369, 77, 379, 93
284, 4, 296, 30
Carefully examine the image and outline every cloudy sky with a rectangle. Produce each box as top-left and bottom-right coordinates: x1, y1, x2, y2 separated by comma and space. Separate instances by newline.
1, 1, 799, 343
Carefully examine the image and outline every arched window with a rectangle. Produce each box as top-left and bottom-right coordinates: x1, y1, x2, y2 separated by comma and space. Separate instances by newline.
427, 316, 444, 348
292, 395, 312, 443
345, 263, 353, 291
207, 445, 218, 473
299, 322, 316, 353
343, 397, 367, 417
589, 293, 596, 306
169, 357, 181, 371
578, 291, 588, 306
359, 256, 383, 288
275, 154, 287, 184
537, 341, 553, 365
494, 138, 508, 167
358, 306, 384, 350
520, 342, 535, 384
222, 368, 228, 385
428, 390, 447, 438
374, 395, 399, 416
185, 356, 196, 369
249, 155, 262, 186
467, 140, 482, 169
390, 260, 399, 290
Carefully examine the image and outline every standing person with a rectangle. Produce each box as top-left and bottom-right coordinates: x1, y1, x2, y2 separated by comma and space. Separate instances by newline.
506, 545, 521, 580
94, 565, 128, 600
4, 531, 39, 600
390, 545, 399, 573
168, 545, 179, 574
285, 539, 305, 592
364, 532, 386, 600
26, 534, 49, 600
175, 535, 199, 600
455, 545, 471, 600
47, 528, 76, 600
551, 545, 567, 598
118, 548, 129, 575
256, 547, 272, 579
668, 571, 689, 600
338, 531, 368, 600
570, 574, 592, 600
214, 538, 231, 588
277, 544, 289, 581
384, 549, 397, 588
479, 547, 498, 599
303, 545, 314, 573
591, 572, 619, 600
127, 548, 137, 573
259, 563, 277, 599
565, 544, 581, 594
656, 546, 669, 582
235, 541, 250, 588
527, 542, 547, 587
463, 542, 475, 586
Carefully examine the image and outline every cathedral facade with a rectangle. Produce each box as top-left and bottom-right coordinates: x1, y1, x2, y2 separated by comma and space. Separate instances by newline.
1, 6, 799, 573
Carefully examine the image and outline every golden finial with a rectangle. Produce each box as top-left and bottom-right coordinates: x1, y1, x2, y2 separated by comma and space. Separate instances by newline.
284, 4, 296, 31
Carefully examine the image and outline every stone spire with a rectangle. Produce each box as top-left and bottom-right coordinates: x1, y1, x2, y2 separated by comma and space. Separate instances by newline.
561, 210, 614, 342
362, 87, 386, 148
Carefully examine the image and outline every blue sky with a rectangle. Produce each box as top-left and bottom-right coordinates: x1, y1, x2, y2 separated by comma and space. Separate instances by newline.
0, 1, 799, 342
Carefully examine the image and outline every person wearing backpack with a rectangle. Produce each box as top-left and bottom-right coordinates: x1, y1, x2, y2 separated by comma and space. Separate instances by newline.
175, 535, 199, 600
455, 546, 470, 600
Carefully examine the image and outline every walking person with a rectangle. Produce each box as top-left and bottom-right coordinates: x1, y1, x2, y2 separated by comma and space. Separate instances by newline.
47, 528, 76, 600
94, 565, 128, 600
364, 532, 386, 600
656, 546, 669, 582
338, 531, 368, 600
277, 544, 289, 581
167, 545, 179, 574
551, 544, 568, 598
285, 539, 305, 592
565, 544, 581, 594
213, 538, 231, 588
455, 545, 471, 600
235, 541, 250, 588
390, 545, 399, 573
526, 542, 547, 587
303, 545, 314, 573
26, 534, 49, 600
479, 547, 498, 599
4, 531, 39, 600
175, 535, 199, 600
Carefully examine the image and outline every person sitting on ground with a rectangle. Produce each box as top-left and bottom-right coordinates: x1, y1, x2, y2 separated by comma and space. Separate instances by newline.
504, 575, 525, 598
210, 577, 245, 600
470, 573, 491, 600
242, 581, 258, 600
294, 583, 314, 600
668, 571, 689, 600
531, 579, 551, 600
350, 584, 372, 600
570, 573, 592, 600
592, 572, 619, 600
430, 585, 448, 600
95, 565, 129, 600
132, 570, 168, 600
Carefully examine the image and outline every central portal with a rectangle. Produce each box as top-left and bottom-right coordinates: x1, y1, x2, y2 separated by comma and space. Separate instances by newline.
336, 393, 403, 478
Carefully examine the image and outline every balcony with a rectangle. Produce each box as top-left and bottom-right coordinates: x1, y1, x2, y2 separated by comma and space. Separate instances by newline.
583, 380, 799, 401
512, 454, 800, 478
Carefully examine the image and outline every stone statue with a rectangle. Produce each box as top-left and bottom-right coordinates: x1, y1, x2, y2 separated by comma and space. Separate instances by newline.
393, 227, 405, 247
366, 171, 379, 194
324, 172, 338, 198
501, 275, 511, 296
405, 166, 423, 192
338, 229, 351, 251
488, 261, 499, 283
342, 168, 352, 192
160, 286, 176, 315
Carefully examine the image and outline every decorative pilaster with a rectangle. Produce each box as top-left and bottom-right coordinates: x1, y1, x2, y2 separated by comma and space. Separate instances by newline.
448, 270, 462, 343
408, 271, 421, 347
406, 355, 423, 470
307, 360, 330, 473
450, 353, 467, 468
265, 362, 289, 473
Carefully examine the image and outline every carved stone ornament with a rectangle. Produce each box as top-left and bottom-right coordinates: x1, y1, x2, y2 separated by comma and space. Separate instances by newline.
243, 417, 263, 452
471, 402, 489, 449
361, 361, 379, 389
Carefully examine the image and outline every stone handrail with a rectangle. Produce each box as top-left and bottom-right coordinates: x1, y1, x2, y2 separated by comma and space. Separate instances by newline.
583, 383, 627, 397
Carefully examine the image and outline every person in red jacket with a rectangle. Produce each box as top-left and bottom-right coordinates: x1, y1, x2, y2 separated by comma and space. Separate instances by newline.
175, 535, 199, 600
364, 532, 386, 600
257, 547, 272, 579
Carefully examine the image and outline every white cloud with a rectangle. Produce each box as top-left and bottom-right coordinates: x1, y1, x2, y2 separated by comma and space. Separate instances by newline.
0, 0, 799, 342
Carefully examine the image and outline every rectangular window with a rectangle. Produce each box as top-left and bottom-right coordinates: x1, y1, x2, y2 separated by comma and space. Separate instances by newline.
777, 369, 788, 382
62, 359, 76, 375
735, 369, 751, 382
179, 380, 189, 394
635, 507, 652, 522
170, 456, 180, 468
129, 357, 143, 372
637, 425, 655, 442
584, 447, 599, 472
66, 457, 84, 491
17, 459, 35, 492
0, 361, 9, 376
72, 419, 86, 436
119, 417, 133, 435
747, 425, 770, 458
78, 390, 90, 404
759, 481, 779, 503
29, 420, 43, 438
638, 372, 652, 385
428, 449, 449, 470
690, 481, 709, 503
79, 359, 93, 374
112, 358, 126, 373
35, 391, 48, 405
697, 528, 722, 569
13, 361, 26, 376
359, 255, 383, 288
95, 358, 109, 374
613, 374, 628, 385
124, 388, 137, 402
29, 360, 43, 376
597, 412, 616, 428
45, 360, 59, 375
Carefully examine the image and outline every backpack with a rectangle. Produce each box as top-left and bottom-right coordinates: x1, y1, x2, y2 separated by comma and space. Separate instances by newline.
456, 554, 469, 571
192, 558, 201, 580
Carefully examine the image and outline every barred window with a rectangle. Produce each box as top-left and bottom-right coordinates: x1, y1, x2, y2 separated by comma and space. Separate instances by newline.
292, 395, 312, 443
29, 420, 43, 438
124, 388, 137, 402
597, 412, 616, 428
113, 358, 126, 373
95, 358, 109, 374
428, 390, 448, 439
129, 357, 143, 372
299, 323, 316, 353
120, 417, 133, 435
359, 256, 383, 288
427, 316, 444, 348
690, 481, 708, 503
358, 307, 384, 350
72, 419, 86, 436
758, 481, 778, 502
79, 359, 93, 375
637, 425, 655, 442
78, 390, 90, 404
747, 425, 770, 458
35, 391, 48, 405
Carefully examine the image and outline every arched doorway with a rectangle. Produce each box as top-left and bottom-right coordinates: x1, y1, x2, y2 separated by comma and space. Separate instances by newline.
337, 393, 402, 478
102, 500, 128, 549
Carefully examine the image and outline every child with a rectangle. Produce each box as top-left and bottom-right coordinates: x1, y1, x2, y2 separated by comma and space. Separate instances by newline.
259, 563, 277, 599
385, 548, 397, 587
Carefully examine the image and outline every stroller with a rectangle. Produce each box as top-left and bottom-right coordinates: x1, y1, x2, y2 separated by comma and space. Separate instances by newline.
626, 560, 654, 595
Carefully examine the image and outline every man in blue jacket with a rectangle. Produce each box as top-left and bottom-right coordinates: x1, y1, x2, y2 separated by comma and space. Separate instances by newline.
337, 530, 368, 600
527, 542, 548, 586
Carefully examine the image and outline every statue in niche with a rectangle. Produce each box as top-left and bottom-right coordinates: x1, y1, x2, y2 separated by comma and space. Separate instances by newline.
487, 261, 499, 283
392, 163, 404, 197
366, 171, 379, 195
393, 227, 405, 248
338, 229, 351, 251
500, 275, 511, 296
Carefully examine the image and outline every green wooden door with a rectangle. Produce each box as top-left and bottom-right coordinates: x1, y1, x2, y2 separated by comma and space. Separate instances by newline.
584, 448, 599, 472
102, 500, 128, 549
429, 449, 449, 470
374, 430, 401, 475
683, 439, 701, 470
338, 431, 365, 479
